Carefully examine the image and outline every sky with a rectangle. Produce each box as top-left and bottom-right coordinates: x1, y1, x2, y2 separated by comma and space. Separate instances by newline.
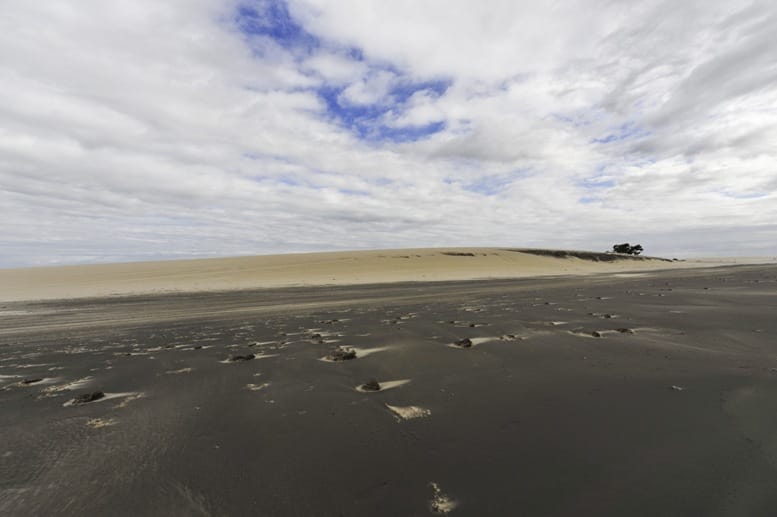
1, 0, 776, 267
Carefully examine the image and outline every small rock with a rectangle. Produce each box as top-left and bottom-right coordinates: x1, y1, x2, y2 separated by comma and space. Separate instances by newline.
455, 338, 473, 348
591, 331, 602, 338
21, 378, 43, 385
193, 345, 203, 350
326, 347, 357, 361
615, 328, 634, 334
229, 354, 256, 362
72, 392, 105, 405
361, 379, 381, 391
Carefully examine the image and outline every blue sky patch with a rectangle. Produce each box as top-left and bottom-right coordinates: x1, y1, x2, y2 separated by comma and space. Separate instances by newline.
338, 188, 370, 196
592, 121, 651, 144
462, 169, 532, 196
234, 1, 451, 144
579, 177, 616, 189
316, 78, 450, 142
235, 1, 318, 51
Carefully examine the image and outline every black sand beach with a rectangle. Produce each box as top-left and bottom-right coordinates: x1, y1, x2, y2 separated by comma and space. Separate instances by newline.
2, 264, 777, 516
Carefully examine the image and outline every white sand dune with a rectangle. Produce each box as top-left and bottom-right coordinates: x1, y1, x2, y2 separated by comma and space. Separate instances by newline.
0, 247, 762, 302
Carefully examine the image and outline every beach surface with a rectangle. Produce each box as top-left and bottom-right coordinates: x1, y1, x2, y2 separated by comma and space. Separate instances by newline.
2, 251, 777, 515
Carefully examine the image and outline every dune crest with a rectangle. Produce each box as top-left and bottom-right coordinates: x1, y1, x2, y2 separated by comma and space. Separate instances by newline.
0, 247, 750, 302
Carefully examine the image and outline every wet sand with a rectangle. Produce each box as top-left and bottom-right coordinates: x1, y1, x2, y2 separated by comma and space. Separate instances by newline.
2, 264, 777, 515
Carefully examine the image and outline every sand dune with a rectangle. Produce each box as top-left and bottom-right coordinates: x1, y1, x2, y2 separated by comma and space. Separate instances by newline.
0, 247, 758, 302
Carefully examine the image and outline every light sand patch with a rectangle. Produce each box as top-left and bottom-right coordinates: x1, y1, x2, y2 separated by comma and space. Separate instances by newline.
499, 334, 526, 341
351, 346, 392, 357
64, 391, 140, 407
41, 376, 93, 396
86, 417, 117, 428
245, 382, 271, 391
447, 337, 498, 349
569, 328, 636, 338
589, 312, 618, 319
386, 404, 431, 421
319, 346, 392, 362
3, 377, 58, 390
113, 393, 144, 408
165, 368, 193, 375
63, 347, 93, 354
430, 482, 457, 514
535, 321, 568, 326
0, 310, 34, 316
355, 379, 411, 393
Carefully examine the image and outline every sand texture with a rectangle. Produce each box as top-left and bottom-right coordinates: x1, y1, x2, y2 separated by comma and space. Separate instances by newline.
2, 247, 766, 303
2, 264, 777, 515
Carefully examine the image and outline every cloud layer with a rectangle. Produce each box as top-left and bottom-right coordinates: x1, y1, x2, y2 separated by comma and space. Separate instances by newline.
1, 0, 776, 266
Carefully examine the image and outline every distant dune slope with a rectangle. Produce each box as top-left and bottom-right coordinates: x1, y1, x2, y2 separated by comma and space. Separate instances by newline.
0, 248, 759, 302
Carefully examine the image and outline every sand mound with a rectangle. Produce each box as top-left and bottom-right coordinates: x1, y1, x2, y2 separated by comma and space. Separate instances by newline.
0, 247, 718, 302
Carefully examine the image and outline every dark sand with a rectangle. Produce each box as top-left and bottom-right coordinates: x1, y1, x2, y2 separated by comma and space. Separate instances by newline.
2, 265, 777, 516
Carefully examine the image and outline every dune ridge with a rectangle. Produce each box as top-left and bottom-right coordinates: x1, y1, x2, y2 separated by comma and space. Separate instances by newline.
0, 247, 765, 302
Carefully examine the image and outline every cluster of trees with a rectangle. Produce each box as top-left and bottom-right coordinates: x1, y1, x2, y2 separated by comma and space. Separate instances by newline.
612, 243, 643, 255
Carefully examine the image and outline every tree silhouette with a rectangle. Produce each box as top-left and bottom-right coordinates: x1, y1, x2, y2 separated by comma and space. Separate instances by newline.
612, 243, 643, 255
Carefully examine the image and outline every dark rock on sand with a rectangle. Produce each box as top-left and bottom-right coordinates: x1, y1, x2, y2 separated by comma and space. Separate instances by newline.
361, 379, 381, 391
326, 347, 357, 361
72, 392, 105, 405
455, 338, 473, 348
229, 354, 256, 362
616, 328, 634, 334
591, 331, 603, 338
21, 378, 43, 385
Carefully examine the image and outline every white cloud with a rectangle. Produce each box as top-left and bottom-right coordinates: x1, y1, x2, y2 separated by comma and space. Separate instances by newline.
1, 0, 776, 267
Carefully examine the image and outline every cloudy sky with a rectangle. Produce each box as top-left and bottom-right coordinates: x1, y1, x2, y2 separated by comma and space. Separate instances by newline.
2, 0, 776, 267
